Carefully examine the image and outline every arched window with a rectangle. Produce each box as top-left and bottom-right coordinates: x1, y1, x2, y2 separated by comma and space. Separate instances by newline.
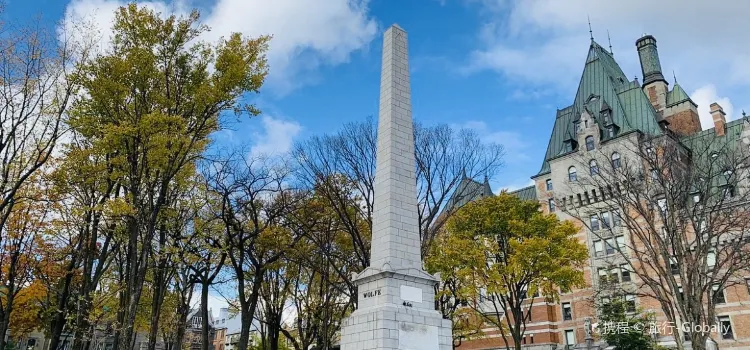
568, 166, 577, 182
585, 136, 595, 151
611, 152, 621, 169
590, 160, 599, 175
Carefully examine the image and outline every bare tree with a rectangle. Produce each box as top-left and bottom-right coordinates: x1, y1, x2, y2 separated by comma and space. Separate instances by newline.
292, 117, 504, 275
202, 152, 298, 350
562, 129, 750, 350
0, 16, 89, 349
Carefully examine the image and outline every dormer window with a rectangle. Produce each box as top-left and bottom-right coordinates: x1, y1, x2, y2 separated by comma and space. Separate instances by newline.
602, 111, 612, 125
586, 136, 595, 151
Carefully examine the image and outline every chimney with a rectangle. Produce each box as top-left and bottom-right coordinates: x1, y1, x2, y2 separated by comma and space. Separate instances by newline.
636, 34, 668, 113
710, 103, 726, 136
636, 35, 666, 85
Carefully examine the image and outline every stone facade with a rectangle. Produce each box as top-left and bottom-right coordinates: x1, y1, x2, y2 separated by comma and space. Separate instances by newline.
339, 24, 452, 350
457, 33, 750, 350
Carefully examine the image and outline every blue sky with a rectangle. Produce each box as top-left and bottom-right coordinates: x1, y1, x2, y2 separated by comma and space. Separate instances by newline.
8, 0, 750, 193
10, 0, 750, 314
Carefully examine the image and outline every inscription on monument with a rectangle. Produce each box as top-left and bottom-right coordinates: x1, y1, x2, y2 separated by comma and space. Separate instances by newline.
362, 289, 381, 298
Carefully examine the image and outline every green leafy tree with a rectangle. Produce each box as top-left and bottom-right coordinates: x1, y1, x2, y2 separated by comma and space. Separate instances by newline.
68, 4, 270, 350
597, 296, 659, 350
426, 229, 484, 348
443, 193, 589, 350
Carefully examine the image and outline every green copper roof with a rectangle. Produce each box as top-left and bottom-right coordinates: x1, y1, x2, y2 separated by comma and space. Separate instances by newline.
536, 41, 663, 176
443, 176, 494, 212
509, 185, 537, 201
666, 83, 695, 107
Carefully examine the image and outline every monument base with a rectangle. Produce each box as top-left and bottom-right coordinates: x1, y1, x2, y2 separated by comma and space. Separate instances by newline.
340, 270, 452, 350
340, 305, 452, 350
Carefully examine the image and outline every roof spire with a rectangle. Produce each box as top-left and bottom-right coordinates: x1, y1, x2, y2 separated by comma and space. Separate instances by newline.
673, 70, 677, 84
607, 30, 613, 55
743, 110, 747, 118
588, 15, 594, 42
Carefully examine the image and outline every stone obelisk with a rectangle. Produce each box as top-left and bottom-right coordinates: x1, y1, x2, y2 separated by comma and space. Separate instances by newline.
339, 24, 452, 350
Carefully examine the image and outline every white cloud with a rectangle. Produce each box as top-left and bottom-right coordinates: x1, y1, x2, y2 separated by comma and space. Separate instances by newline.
466, 0, 750, 107
250, 115, 302, 158
62, 0, 377, 94
690, 84, 735, 130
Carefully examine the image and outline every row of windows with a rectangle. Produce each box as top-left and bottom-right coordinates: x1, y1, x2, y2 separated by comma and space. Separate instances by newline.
590, 210, 622, 231
554, 281, 750, 342
565, 152, 622, 182
598, 264, 632, 284
593, 236, 626, 257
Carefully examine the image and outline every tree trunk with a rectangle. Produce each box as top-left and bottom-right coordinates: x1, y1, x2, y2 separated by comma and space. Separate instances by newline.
690, 332, 708, 350
48, 256, 77, 350
0, 255, 21, 350
148, 228, 170, 350
174, 291, 191, 350
237, 273, 263, 350
201, 284, 211, 350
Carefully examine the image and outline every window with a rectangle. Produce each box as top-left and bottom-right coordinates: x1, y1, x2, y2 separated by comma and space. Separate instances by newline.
646, 147, 655, 158
745, 278, 750, 295
656, 198, 667, 215
530, 334, 534, 344
609, 268, 619, 283
723, 186, 735, 199
670, 257, 679, 275
607, 126, 615, 138
625, 295, 636, 312
601, 212, 611, 228
586, 136, 595, 151
589, 159, 599, 175
650, 168, 659, 180
707, 250, 716, 269
616, 236, 625, 250
562, 303, 572, 321
565, 330, 576, 346
611, 152, 621, 169
603, 112, 612, 125
605, 238, 615, 255
590, 215, 600, 231
594, 240, 603, 257
711, 152, 719, 159
598, 268, 608, 284
713, 285, 725, 304
719, 316, 734, 339
693, 193, 701, 203
568, 166, 577, 182
546, 179, 553, 190
549, 199, 556, 213
612, 210, 622, 227
620, 264, 632, 282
